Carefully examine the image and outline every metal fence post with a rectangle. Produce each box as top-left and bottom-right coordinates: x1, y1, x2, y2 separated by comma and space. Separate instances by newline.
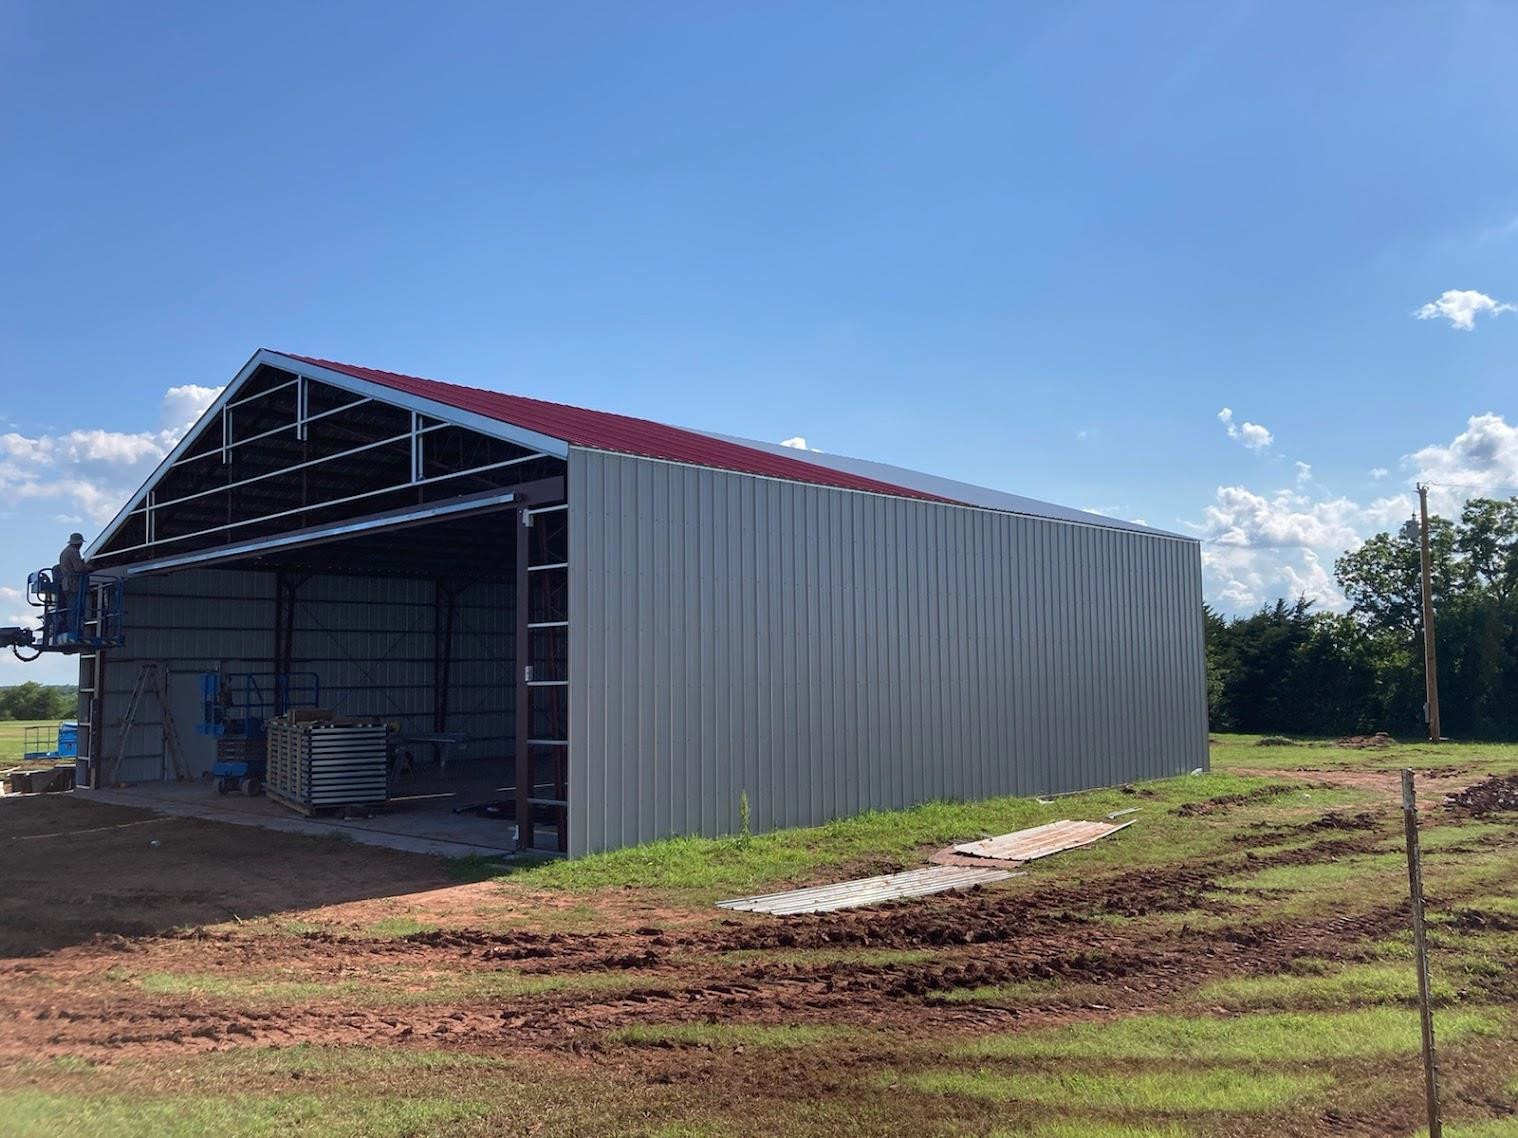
1402, 767, 1441, 1138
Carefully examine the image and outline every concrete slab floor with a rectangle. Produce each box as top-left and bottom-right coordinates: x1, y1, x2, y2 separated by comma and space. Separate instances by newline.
73, 779, 520, 860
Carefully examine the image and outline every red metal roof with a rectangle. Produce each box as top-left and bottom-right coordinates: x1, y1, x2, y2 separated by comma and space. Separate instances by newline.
284, 353, 963, 506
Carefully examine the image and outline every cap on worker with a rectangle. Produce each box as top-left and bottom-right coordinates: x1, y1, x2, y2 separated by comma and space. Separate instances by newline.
69, 533, 84, 546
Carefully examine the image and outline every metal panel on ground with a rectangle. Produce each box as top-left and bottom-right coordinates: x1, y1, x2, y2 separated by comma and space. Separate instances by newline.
951, 819, 1134, 862
568, 448, 1208, 857
717, 865, 1019, 915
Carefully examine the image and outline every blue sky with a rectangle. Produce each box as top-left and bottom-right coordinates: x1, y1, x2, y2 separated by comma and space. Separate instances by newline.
4, 1, 1518, 682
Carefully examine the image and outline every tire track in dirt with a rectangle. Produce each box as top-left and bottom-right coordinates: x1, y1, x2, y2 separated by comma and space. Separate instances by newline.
0, 820, 1430, 1060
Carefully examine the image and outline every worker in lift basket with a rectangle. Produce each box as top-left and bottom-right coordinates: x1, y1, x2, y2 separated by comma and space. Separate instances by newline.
54, 532, 90, 635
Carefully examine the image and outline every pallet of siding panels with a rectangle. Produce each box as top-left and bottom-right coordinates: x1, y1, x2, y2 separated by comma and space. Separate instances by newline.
266, 713, 389, 815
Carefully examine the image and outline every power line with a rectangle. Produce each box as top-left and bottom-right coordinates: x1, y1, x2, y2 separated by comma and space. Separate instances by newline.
1423, 479, 1518, 497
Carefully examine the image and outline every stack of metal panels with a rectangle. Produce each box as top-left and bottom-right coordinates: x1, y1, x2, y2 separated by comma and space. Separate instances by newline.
267, 717, 388, 812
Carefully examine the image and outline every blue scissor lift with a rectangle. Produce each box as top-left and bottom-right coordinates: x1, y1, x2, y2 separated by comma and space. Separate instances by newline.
199, 672, 320, 796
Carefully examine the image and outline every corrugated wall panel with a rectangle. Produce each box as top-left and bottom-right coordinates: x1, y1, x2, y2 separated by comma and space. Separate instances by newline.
96, 569, 512, 783
568, 449, 1208, 857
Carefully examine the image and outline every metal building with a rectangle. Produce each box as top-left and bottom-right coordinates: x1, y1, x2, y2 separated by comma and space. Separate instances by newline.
81, 348, 1207, 856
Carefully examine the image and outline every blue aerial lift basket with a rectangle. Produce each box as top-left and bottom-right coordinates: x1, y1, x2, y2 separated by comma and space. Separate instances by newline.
3, 569, 125, 660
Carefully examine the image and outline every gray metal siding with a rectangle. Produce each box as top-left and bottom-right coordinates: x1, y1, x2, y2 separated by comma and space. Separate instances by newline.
568, 448, 1207, 857
96, 569, 513, 782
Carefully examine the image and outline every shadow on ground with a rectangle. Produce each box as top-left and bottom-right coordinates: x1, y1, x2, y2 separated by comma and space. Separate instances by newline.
0, 795, 457, 956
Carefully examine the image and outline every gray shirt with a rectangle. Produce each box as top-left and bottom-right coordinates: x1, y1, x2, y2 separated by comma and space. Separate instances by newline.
57, 544, 87, 589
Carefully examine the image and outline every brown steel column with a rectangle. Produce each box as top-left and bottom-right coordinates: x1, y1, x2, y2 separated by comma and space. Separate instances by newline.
513, 508, 533, 852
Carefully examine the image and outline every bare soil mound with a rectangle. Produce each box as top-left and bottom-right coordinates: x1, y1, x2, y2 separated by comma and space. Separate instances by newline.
1446, 773, 1518, 815
1335, 732, 1396, 749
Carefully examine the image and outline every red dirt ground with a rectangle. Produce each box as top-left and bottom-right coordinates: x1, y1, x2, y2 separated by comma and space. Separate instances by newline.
0, 809, 1413, 1063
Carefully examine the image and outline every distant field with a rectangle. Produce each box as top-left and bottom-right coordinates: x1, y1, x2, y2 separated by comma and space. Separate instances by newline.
0, 720, 65, 764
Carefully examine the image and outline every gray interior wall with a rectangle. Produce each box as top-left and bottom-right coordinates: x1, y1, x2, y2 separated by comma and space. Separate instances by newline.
96, 568, 513, 782
567, 448, 1208, 856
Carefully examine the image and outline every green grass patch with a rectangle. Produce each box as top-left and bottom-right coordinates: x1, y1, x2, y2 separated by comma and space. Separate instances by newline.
612, 1023, 847, 1049
362, 917, 438, 939
957, 1007, 1501, 1063
122, 965, 644, 1006
1221, 851, 1407, 892
0, 1090, 490, 1138
201, 1045, 504, 1076
1396, 821, 1516, 852
445, 852, 544, 883
938, 976, 1063, 1004
903, 1067, 1329, 1112
461, 769, 1303, 896
937, 977, 1121, 1008
1417, 1121, 1518, 1138
1210, 735, 1518, 776
136, 972, 356, 1003
0, 719, 71, 765
1196, 963, 1459, 1009
1456, 894, 1518, 919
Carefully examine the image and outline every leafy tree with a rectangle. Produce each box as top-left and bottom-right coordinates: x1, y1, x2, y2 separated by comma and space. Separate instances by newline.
1334, 519, 1457, 639
1208, 495, 1518, 740
0, 682, 74, 721
1457, 497, 1518, 601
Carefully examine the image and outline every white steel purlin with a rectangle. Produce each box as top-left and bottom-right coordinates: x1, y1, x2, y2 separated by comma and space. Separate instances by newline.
109, 379, 552, 559
109, 453, 550, 560
174, 394, 374, 468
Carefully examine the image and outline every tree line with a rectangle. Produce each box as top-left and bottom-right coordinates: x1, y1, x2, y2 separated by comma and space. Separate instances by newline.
0, 682, 77, 722
1207, 497, 1518, 739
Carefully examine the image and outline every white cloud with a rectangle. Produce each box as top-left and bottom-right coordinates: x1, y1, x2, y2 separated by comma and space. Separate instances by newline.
1364, 494, 1417, 527
0, 384, 223, 526
1414, 289, 1515, 331
1280, 550, 1344, 610
161, 384, 221, 429
1408, 412, 1518, 514
1202, 486, 1364, 551
1198, 412, 1518, 614
779, 436, 820, 452
1217, 407, 1273, 452
1197, 482, 1417, 612
1202, 543, 1269, 610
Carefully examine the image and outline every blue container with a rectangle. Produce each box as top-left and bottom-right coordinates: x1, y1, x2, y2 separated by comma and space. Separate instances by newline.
57, 721, 78, 759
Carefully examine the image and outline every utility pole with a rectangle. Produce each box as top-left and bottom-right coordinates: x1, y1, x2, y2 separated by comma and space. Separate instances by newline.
1417, 484, 1441, 743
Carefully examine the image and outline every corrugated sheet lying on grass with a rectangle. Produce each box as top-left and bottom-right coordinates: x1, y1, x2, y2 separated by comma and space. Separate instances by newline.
953, 819, 1133, 862
716, 865, 1017, 915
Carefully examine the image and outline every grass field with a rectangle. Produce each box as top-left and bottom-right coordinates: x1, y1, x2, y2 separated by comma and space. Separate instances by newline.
1, 733, 1517, 1136
0, 719, 66, 765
